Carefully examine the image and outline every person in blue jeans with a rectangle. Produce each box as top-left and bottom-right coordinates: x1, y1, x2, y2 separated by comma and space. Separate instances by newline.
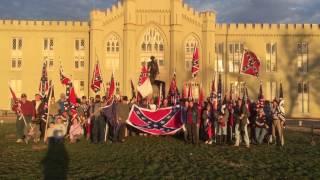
255, 108, 268, 144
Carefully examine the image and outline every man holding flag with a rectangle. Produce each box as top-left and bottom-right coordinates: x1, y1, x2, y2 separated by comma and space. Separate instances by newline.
11, 92, 35, 143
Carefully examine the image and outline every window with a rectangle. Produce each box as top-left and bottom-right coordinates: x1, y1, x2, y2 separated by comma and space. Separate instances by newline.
298, 81, 309, 113
184, 35, 199, 70
228, 42, 243, 72
74, 38, 85, 70
43, 56, 54, 70
11, 57, 22, 70
74, 56, 85, 70
44, 38, 54, 51
75, 39, 85, 51
106, 34, 120, 70
215, 43, 224, 72
266, 43, 277, 72
12, 38, 22, 50
297, 42, 308, 73
266, 81, 277, 100
140, 27, 165, 68
11, 38, 23, 70
73, 80, 85, 97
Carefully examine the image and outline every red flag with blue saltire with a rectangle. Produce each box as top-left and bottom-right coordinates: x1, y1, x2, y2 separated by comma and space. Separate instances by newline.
60, 66, 71, 85
191, 47, 200, 77
240, 50, 261, 77
39, 62, 49, 97
91, 62, 103, 93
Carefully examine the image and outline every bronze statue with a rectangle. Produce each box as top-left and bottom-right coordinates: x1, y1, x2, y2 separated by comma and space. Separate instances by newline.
147, 56, 159, 84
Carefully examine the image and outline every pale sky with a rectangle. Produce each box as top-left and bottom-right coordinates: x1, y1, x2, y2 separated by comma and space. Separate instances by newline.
0, 0, 319, 23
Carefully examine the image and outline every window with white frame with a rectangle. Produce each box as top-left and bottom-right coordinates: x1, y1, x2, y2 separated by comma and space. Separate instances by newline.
43, 38, 54, 70
75, 39, 85, 51
298, 81, 309, 113
44, 38, 54, 51
228, 42, 243, 72
266, 81, 277, 101
74, 38, 85, 70
11, 38, 23, 70
73, 80, 85, 97
140, 27, 165, 67
12, 38, 22, 50
215, 43, 224, 72
43, 56, 54, 70
266, 42, 277, 72
74, 56, 85, 70
106, 34, 120, 70
184, 35, 199, 70
297, 42, 308, 73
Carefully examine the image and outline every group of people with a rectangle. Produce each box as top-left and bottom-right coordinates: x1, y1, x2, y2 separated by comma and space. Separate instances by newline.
180, 97, 286, 148
13, 91, 286, 148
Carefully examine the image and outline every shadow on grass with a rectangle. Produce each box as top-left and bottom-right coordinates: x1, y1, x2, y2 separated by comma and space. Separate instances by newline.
41, 140, 69, 180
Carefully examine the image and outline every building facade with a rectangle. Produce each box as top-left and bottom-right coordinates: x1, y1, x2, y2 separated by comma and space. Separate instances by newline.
0, 0, 319, 118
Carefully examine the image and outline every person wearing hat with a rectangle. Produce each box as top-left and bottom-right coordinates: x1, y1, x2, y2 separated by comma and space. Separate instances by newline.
271, 99, 285, 146
15, 93, 35, 143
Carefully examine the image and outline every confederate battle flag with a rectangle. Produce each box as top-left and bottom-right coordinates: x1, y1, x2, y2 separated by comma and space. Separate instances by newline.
127, 104, 182, 135
192, 47, 200, 77
91, 62, 103, 93
240, 50, 261, 76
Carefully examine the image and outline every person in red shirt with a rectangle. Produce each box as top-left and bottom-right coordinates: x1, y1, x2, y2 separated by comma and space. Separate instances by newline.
15, 93, 35, 143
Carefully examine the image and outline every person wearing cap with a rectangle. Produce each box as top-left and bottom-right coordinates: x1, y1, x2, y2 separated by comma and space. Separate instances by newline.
272, 99, 285, 146
15, 93, 35, 143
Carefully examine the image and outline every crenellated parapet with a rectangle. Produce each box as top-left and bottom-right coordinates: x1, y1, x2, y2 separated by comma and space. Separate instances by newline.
90, 1, 124, 27
0, 19, 89, 32
215, 23, 320, 35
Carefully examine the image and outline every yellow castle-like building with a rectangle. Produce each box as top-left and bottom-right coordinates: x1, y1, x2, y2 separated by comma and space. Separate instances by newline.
0, 0, 319, 118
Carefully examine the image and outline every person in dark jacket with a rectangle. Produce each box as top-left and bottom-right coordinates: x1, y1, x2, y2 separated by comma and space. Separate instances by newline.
186, 101, 200, 145
115, 96, 131, 142
180, 100, 189, 143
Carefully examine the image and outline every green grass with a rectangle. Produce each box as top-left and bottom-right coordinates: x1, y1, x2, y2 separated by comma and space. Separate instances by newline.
0, 123, 320, 179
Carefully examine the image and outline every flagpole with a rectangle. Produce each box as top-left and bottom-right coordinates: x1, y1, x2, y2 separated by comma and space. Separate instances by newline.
43, 85, 53, 143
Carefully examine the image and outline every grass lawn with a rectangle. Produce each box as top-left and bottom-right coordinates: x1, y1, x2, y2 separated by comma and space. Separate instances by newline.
0, 123, 320, 179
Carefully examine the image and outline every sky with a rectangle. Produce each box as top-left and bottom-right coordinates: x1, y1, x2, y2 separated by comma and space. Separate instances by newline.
0, 0, 319, 23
